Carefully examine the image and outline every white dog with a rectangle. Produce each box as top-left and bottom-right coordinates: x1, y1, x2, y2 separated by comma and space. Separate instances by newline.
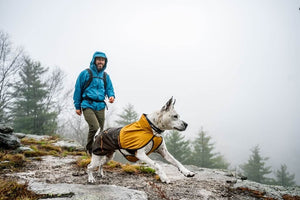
87, 97, 195, 183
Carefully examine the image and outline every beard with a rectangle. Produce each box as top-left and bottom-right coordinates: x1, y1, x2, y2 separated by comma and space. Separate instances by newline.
96, 64, 103, 71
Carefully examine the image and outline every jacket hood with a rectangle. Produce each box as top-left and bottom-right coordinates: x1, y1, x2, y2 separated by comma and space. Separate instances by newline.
90, 51, 108, 72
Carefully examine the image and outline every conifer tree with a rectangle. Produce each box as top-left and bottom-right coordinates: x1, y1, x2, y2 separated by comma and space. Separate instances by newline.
191, 128, 229, 169
240, 145, 272, 184
12, 57, 57, 135
115, 103, 138, 126
275, 164, 296, 187
165, 130, 192, 164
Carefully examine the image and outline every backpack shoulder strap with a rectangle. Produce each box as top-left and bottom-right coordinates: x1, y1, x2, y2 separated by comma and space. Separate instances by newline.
103, 72, 107, 90
82, 68, 93, 94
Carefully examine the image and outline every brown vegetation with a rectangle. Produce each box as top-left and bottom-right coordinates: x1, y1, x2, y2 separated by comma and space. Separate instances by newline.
0, 178, 42, 200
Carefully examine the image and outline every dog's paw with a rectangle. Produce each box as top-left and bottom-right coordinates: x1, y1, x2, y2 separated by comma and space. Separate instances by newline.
158, 173, 171, 184
88, 176, 96, 183
97, 173, 105, 178
185, 171, 195, 177
160, 177, 171, 184
181, 169, 196, 177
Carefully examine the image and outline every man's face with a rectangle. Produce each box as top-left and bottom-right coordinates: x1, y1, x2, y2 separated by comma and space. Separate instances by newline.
95, 57, 106, 71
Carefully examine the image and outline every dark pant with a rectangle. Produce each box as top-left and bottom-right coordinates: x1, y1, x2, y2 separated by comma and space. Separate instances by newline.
83, 108, 105, 154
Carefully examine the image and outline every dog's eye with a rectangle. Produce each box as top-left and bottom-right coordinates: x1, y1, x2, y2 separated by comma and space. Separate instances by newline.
173, 115, 178, 119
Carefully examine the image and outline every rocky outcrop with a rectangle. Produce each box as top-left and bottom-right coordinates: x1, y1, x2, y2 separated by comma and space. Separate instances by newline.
29, 182, 147, 200
3, 133, 300, 200
0, 125, 20, 149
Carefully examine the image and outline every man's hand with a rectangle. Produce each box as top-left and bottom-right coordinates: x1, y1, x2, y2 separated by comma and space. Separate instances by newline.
109, 96, 115, 103
76, 109, 82, 116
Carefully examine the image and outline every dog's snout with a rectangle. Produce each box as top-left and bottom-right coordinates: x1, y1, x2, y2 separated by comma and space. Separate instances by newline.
183, 121, 188, 128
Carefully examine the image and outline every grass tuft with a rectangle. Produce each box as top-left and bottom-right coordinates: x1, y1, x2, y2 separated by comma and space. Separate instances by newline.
0, 153, 26, 170
106, 160, 122, 168
76, 156, 91, 168
121, 164, 139, 174
0, 178, 42, 200
138, 165, 156, 174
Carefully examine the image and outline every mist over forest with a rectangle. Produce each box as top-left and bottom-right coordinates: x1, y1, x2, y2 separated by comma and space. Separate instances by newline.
1, 0, 299, 185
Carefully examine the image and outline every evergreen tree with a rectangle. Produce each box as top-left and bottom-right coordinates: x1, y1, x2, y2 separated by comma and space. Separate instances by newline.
240, 145, 272, 184
274, 164, 296, 187
212, 153, 230, 169
115, 103, 138, 126
11, 57, 57, 135
165, 130, 192, 164
191, 128, 229, 169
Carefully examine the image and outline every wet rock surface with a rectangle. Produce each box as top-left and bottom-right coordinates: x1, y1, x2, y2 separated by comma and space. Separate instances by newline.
3, 154, 299, 200
29, 182, 147, 200
52, 140, 85, 151
1, 134, 300, 199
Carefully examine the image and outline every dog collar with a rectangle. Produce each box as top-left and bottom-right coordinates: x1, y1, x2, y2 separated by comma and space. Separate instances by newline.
144, 114, 164, 134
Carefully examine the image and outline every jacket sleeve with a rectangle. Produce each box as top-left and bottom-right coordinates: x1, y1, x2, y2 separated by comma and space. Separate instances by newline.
105, 73, 115, 98
73, 70, 87, 110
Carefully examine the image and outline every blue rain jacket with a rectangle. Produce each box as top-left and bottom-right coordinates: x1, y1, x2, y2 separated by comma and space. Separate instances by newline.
73, 51, 115, 111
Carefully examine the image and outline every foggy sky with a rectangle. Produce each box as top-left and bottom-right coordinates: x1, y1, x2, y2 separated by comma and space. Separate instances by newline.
1, 0, 299, 183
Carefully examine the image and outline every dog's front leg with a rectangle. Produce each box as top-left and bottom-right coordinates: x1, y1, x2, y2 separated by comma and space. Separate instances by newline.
87, 154, 102, 183
135, 149, 170, 183
97, 151, 115, 177
157, 141, 195, 177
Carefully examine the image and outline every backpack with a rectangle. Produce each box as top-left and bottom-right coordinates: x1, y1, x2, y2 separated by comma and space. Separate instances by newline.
82, 68, 107, 93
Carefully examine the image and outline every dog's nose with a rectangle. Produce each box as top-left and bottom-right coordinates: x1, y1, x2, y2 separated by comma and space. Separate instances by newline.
183, 121, 188, 128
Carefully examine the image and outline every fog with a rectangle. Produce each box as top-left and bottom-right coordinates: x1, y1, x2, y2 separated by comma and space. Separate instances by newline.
1, 0, 299, 183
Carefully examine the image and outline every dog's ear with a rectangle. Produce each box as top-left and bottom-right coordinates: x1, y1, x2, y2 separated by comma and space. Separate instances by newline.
161, 97, 173, 111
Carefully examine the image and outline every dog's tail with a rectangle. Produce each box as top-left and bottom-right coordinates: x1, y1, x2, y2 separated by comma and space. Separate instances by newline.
94, 128, 101, 141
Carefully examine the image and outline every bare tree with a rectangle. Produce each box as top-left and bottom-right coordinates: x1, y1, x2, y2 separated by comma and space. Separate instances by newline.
55, 85, 88, 146
44, 67, 65, 113
0, 31, 23, 123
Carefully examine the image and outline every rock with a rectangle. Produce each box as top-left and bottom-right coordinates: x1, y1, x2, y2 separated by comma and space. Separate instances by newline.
52, 140, 84, 151
23, 134, 51, 140
15, 146, 34, 153
29, 182, 148, 200
0, 132, 21, 149
0, 125, 14, 134
233, 179, 300, 199
14, 132, 26, 139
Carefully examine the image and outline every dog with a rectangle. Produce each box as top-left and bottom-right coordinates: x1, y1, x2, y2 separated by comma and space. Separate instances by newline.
87, 97, 195, 183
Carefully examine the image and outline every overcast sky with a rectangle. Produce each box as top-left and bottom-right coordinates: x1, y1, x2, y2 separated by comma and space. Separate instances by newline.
1, 0, 299, 183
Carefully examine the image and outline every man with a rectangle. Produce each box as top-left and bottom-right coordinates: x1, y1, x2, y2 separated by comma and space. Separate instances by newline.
73, 51, 115, 154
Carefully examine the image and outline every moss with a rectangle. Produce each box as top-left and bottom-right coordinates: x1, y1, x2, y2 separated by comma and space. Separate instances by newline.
40, 144, 62, 152
0, 178, 42, 200
76, 156, 91, 168
106, 160, 122, 168
65, 151, 87, 156
29, 145, 39, 151
21, 138, 42, 145
138, 165, 156, 174
23, 150, 47, 157
122, 164, 139, 174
